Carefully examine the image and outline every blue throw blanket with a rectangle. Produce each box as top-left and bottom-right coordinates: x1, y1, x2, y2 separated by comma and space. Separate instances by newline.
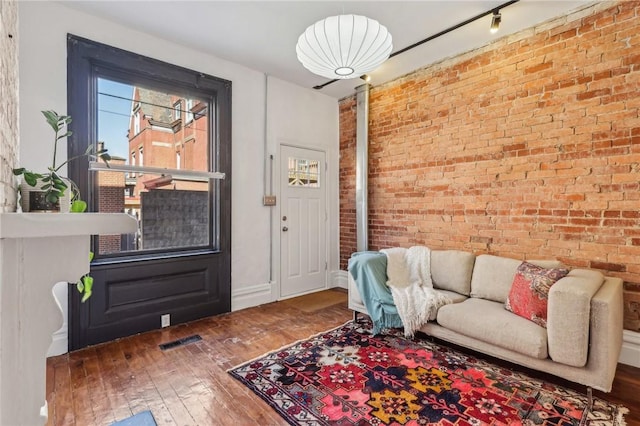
348, 251, 403, 335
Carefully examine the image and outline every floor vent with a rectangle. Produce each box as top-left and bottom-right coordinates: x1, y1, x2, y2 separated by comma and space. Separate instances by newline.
159, 334, 202, 351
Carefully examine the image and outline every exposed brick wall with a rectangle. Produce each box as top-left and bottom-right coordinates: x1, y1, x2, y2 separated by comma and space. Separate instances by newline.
339, 2, 640, 330
0, 0, 18, 213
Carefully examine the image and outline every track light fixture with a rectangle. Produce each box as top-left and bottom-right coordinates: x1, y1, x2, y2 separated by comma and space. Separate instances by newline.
490, 10, 501, 33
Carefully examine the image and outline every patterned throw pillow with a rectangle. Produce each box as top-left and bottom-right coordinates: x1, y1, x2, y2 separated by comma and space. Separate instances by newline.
505, 261, 570, 328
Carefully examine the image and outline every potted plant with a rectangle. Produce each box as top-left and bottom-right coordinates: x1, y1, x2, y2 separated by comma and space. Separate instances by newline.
13, 110, 111, 301
13, 110, 111, 213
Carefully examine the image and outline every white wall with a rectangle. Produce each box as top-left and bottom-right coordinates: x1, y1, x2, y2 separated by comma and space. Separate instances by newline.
18, 1, 338, 354
265, 77, 340, 301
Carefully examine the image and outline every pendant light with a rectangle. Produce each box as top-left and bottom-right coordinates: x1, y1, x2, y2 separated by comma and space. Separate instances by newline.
296, 14, 393, 79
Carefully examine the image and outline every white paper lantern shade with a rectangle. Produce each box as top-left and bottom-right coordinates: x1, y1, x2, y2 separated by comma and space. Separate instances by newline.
296, 14, 393, 80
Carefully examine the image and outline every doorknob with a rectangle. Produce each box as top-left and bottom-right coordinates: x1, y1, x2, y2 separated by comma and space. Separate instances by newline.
282, 226, 288, 232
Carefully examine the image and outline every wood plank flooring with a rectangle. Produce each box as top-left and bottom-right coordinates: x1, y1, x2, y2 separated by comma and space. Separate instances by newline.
47, 288, 640, 425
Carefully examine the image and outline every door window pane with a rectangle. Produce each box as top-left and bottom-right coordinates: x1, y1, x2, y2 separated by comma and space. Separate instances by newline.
96, 78, 213, 255
288, 157, 320, 188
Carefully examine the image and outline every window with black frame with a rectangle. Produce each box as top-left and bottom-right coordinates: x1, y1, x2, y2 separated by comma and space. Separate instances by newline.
67, 34, 231, 350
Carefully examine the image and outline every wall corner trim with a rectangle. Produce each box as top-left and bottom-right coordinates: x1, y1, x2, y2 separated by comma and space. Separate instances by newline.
331, 270, 349, 289
619, 329, 640, 368
232, 282, 273, 311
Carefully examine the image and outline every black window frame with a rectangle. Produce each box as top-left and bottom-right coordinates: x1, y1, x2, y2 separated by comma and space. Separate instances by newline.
66, 34, 232, 263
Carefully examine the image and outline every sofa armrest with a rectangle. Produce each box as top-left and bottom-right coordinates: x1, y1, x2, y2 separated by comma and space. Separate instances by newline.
585, 277, 624, 392
547, 269, 604, 367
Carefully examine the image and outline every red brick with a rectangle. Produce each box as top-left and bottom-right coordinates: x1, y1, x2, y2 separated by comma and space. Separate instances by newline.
590, 260, 626, 272
524, 62, 554, 75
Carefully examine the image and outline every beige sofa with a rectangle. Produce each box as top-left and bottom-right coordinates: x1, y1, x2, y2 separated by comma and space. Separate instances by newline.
348, 250, 624, 393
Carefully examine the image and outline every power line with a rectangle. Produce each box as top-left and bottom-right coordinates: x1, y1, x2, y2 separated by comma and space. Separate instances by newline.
98, 91, 206, 116
98, 108, 130, 118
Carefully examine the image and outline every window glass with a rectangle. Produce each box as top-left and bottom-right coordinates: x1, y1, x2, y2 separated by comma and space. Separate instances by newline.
96, 78, 212, 255
173, 100, 181, 120
185, 99, 193, 122
134, 109, 140, 134
288, 157, 320, 188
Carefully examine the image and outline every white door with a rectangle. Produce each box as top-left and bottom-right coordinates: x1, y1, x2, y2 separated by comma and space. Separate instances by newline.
280, 145, 327, 298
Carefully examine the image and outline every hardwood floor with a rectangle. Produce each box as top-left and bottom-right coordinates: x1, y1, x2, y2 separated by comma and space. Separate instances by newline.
47, 288, 640, 425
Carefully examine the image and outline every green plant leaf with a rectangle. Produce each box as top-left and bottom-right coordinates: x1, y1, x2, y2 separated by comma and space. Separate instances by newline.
23, 172, 39, 186
41, 183, 51, 190
51, 175, 68, 190
76, 280, 84, 292
45, 192, 59, 204
88, 251, 94, 262
81, 276, 93, 303
42, 110, 60, 132
56, 131, 72, 140
12, 168, 25, 175
53, 181, 67, 191
70, 200, 87, 213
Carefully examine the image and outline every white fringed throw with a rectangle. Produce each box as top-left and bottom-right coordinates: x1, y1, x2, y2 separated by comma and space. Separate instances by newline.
381, 246, 451, 338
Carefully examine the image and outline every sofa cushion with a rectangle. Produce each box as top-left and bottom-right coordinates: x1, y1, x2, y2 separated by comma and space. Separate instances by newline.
437, 298, 548, 359
470, 254, 563, 303
349, 272, 468, 306
434, 289, 468, 304
431, 250, 475, 296
505, 262, 569, 328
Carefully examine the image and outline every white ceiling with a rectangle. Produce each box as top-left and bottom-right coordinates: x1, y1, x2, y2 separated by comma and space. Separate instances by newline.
61, 0, 592, 99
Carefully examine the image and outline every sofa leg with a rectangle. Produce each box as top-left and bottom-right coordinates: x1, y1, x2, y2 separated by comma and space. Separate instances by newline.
353, 311, 359, 323
586, 386, 593, 412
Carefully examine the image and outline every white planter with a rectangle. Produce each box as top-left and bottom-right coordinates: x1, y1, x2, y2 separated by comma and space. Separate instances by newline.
19, 179, 71, 213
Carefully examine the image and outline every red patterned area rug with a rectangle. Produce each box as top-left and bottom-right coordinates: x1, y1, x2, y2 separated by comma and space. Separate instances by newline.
229, 320, 628, 425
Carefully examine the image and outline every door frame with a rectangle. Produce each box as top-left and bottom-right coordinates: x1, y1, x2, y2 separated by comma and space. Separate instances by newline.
273, 143, 330, 301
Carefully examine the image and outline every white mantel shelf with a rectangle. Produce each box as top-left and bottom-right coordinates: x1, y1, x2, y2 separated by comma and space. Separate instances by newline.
0, 212, 137, 239
0, 212, 137, 425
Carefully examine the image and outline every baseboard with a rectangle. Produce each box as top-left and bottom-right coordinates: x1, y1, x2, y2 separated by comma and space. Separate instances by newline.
619, 329, 640, 367
331, 270, 348, 289
232, 282, 273, 311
